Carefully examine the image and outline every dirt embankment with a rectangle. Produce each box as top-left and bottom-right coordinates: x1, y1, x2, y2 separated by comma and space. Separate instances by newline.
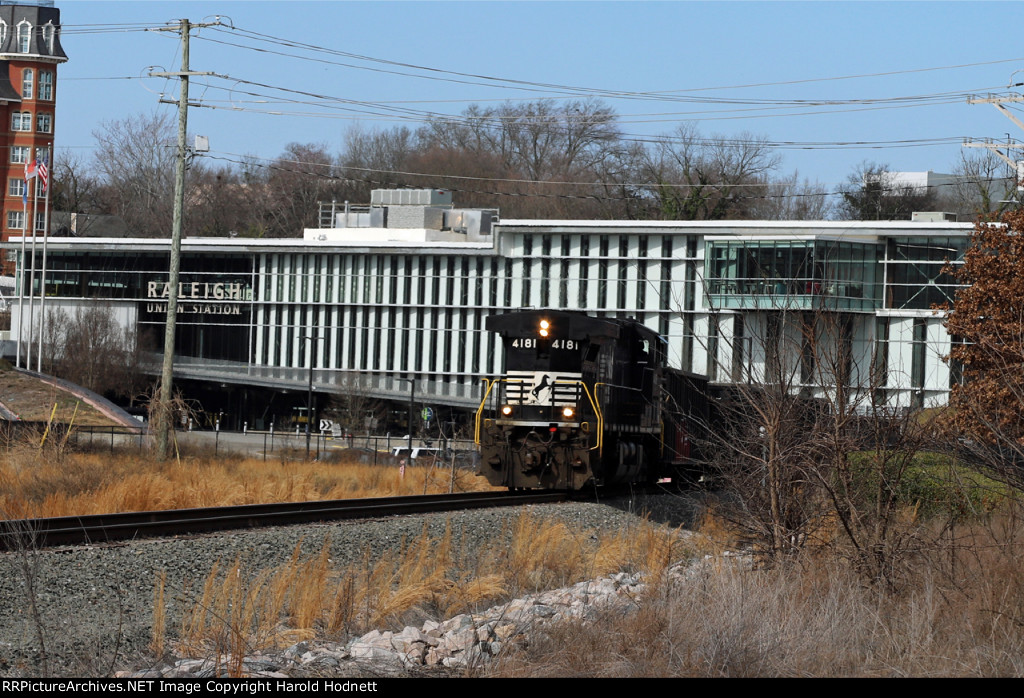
0, 368, 127, 426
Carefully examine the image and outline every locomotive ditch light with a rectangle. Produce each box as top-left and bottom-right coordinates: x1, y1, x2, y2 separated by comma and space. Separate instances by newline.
501, 404, 514, 417
561, 405, 576, 419
538, 319, 551, 337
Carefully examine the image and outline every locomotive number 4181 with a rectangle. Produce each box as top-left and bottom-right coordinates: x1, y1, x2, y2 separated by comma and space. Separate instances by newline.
511, 338, 578, 350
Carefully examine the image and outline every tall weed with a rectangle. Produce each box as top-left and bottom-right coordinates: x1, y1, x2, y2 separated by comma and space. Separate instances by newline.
158, 511, 694, 658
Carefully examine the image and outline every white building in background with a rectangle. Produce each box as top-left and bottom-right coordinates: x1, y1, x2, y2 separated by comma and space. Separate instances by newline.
879, 171, 960, 192
3, 190, 972, 427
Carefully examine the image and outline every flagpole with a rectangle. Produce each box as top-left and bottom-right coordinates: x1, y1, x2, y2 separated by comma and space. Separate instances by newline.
26, 163, 37, 371
37, 152, 50, 372
15, 173, 26, 368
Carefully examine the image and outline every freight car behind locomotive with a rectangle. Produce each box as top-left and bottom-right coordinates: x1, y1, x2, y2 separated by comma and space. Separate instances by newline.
474, 310, 707, 490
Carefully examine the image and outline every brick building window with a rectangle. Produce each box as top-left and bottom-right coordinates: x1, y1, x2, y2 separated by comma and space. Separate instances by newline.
10, 146, 28, 164
22, 69, 32, 99
10, 112, 31, 131
8, 179, 24, 197
7, 211, 24, 230
38, 71, 52, 101
36, 113, 51, 133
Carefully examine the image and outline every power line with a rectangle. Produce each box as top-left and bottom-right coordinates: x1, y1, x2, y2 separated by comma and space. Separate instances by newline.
198, 149, 1003, 207
209, 24, 1024, 103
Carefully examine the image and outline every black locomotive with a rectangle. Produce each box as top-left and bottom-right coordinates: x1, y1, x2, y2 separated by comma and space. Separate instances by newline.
474, 309, 708, 489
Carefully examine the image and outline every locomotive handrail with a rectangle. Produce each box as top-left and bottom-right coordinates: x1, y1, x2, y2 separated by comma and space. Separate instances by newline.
548, 378, 603, 455
579, 380, 604, 455
474, 378, 494, 445
473, 377, 530, 444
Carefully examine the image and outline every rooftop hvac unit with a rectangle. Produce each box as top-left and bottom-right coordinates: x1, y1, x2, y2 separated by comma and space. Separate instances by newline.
443, 209, 496, 236
371, 189, 453, 207
334, 211, 372, 228
911, 212, 958, 222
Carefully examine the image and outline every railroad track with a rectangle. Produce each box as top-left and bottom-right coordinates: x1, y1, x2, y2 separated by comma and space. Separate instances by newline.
0, 490, 571, 551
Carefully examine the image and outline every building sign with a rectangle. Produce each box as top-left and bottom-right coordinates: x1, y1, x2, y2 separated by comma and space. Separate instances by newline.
147, 281, 246, 301
145, 302, 242, 315
143, 280, 250, 318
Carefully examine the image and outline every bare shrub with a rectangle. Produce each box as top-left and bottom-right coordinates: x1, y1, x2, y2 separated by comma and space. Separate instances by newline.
697, 300, 969, 586
483, 534, 1024, 677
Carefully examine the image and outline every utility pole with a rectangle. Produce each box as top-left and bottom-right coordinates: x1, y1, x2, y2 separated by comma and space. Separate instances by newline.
150, 18, 218, 460
303, 335, 319, 460
965, 93, 1024, 197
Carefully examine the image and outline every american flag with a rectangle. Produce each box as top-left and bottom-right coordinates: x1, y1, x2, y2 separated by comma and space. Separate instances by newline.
23, 160, 49, 192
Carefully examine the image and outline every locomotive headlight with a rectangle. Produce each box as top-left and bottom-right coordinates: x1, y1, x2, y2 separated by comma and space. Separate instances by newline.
501, 404, 514, 417
539, 319, 551, 338
562, 406, 576, 419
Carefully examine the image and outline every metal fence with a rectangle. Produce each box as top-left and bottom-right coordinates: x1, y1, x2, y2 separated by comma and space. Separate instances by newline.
17, 424, 480, 463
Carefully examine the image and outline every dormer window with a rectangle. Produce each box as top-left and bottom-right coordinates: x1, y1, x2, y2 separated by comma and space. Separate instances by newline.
17, 21, 31, 54
42, 22, 54, 53
0, 21, 8, 47
22, 69, 33, 99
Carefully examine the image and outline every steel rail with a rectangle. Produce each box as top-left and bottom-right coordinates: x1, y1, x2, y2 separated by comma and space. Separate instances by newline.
0, 490, 570, 550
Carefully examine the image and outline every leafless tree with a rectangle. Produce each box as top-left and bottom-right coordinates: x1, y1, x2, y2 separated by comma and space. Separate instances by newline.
747, 171, 835, 220
411, 99, 623, 218
639, 124, 782, 220
187, 165, 264, 237
256, 142, 349, 237
50, 150, 103, 235
340, 124, 415, 199
90, 112, 179, 238
42, 305, 148, 401
941, 149, 1017, 220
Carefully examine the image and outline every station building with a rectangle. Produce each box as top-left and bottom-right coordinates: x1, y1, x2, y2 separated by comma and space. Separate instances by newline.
3, 189, 972, 429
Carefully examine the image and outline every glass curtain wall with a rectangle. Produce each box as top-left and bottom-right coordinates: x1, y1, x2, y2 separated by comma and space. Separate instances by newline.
28, 249, 255, 363
884, 236, 967, 310
706, 239, 881, 311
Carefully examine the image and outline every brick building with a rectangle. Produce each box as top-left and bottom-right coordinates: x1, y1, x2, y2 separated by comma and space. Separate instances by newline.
0, 2, 66, 256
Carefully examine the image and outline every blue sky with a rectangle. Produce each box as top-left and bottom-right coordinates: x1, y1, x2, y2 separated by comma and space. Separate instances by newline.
53, 1, 1024, 191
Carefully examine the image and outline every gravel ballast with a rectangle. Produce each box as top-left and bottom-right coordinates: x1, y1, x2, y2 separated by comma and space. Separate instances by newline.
0, 494, 702, 677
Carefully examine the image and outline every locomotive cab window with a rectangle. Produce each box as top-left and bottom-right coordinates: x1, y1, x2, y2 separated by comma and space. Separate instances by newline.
637, 338, 651, 362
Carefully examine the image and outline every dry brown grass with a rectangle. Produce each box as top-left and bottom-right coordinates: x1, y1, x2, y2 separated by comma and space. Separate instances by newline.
481, 510, 1024, 677
0, 450, 499, 519
164, 500, 1024, 677
159, 510, 694, 664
